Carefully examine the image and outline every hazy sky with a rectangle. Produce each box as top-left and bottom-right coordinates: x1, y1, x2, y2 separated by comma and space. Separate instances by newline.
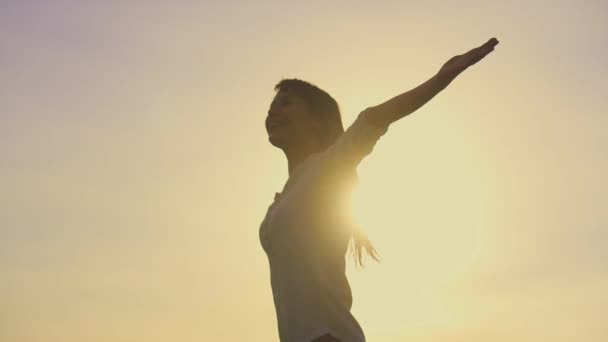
1, 1, 607, 341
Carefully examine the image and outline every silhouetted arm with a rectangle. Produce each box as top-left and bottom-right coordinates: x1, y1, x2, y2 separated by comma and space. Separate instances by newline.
324, 38, 498, 171
324, 107, 389, 171
365, 37, 499, 128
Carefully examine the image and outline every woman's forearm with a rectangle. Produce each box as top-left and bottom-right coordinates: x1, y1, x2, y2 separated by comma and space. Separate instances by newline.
365, 37, 499, 128
365, 72, 454, 127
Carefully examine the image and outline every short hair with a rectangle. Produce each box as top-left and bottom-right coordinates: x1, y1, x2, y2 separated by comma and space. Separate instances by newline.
274, 78, 345, 149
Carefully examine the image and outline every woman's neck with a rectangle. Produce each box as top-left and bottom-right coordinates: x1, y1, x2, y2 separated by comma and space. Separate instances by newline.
284, 140, 321, 176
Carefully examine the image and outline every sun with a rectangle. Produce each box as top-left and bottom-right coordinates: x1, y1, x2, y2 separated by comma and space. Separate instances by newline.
344, 115, 490, 333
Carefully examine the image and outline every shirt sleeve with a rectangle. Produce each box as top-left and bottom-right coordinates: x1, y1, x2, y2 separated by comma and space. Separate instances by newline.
324, 108, 389, 170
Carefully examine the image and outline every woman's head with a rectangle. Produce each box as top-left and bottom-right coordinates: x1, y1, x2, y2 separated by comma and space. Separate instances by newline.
266, 78, 344, 151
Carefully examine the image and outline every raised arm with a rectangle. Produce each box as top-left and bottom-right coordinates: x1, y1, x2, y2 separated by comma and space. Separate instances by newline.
323, 38, 499, 171
366, 37, 499, 128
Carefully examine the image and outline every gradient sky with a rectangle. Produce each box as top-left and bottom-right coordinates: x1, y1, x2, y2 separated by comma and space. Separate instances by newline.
1, 1, 607, 341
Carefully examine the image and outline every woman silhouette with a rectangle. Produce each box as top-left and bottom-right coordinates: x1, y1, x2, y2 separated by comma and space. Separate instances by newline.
259, 38, 499, 342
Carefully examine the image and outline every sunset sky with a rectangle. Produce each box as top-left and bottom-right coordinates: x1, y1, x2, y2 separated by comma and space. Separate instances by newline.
1, 1, 607, 341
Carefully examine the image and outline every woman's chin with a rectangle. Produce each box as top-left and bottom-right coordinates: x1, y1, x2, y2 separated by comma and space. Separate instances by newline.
268, 134, 287, 148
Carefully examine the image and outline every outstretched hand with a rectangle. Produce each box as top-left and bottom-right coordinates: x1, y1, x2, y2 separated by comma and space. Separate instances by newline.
438, 37, 499, 80
364, 37, 499, 127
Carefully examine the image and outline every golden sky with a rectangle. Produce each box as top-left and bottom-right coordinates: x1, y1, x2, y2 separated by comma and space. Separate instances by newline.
1, 1, 607, 341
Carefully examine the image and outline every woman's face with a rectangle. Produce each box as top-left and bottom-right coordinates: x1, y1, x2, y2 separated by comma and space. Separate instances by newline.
266, 90, 322, 149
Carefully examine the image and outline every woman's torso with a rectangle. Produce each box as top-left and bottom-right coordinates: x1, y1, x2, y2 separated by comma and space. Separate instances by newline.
259, 152, 365, 342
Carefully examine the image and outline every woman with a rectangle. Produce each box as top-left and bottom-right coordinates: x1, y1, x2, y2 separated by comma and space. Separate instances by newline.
259, 38, 499, 342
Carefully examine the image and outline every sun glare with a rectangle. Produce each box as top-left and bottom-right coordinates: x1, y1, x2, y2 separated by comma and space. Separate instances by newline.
345, 114, 490, 335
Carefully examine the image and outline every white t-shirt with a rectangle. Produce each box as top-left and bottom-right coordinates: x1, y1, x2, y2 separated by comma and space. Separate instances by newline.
259, 109, 388, 342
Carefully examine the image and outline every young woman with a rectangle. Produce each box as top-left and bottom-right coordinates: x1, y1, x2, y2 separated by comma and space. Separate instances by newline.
259, 38, 499, 342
